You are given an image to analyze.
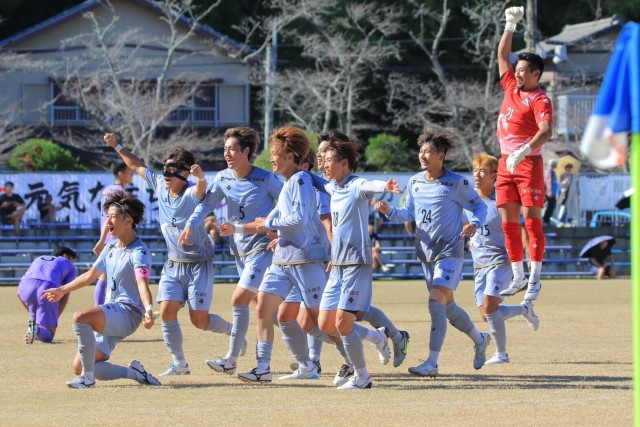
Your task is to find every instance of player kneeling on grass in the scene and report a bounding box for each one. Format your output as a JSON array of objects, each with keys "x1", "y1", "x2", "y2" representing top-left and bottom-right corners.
[
  {"x1": 42, "y1": 190, "x2": 160, "y2": 389},
  {"x1": 18, "y1": 246, "x2": 77, "y2": 344}
]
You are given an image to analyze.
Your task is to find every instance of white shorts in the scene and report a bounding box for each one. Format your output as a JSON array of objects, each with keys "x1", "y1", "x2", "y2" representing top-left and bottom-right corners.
[
  {"x1": 473, "y1": 262, "x2": 512, "y2": 306},
  {"x1": 96, "y1": 302, "x2": 142, "y2": 358},
  {"x1": 157, "y1": 259, "x2": 215, "y2": 311},
  {"x1": 320, "y1": 264, "x2": 373, "y2": 313},
  {"x1": 236, "y1": 250, "x2": 272, "y2": 293},
  {"x1": 259, "y1": 263, "x2": 326, "y2": 308},
  {"x1": 421, "y1": 257, "x2": 463, "y2": 291},
  {"x1": 284, "y1": 265, "x2": 329, "y2": 304}
]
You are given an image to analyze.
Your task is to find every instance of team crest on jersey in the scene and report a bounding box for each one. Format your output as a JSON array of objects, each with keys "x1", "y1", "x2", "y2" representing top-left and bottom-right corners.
[
  {"x1": 298, "y1": 179, "x2": 304, "y2": 185},
  {"x1": 463, "y1": 179, "x2": 468, "y2": 186},
  {"x1": 523, "y1": 98, "x2": 530, "y2": 106},
  {"x1": 227, "y1": 185, "x2": 232, "y2": 190}
]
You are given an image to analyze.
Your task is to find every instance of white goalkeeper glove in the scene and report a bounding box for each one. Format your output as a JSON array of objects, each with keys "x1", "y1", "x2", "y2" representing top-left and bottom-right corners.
[
  {"x1": 506, "y1": 144, "x2": 532, "y2": 174},
  {"x1": 505, "y1": 6, "x2": 524, "y2": 32}
]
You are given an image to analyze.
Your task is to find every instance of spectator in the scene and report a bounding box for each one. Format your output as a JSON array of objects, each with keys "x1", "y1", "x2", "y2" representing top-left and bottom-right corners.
[
  {"x1": 543, "y1": 159, "x2": 558, "y2": 225},
  {"x1": 369, "y1": 220, "x2": 392, "y2": 273},
  {"x1": 557, "y1": 163, "x2": 579, "y2": 227},
  {"x1": 588, "y1": 240, "x2": 616, "y2": 280},
  {"x1": 0, "y1": 181, "x2": 26, "y2": 235},
  {"x1": 38, "y1": 194, "x2": 62, "y2": 223}
]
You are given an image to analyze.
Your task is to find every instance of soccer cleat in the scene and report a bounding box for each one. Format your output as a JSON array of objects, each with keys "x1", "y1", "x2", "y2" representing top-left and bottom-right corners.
[
  {"x1": 500, "y1": 276, "x2": 528, "y2": 297},
  {"x1": 206, "y1": 357, "x2": 237, "y2": 375},
  {"x1": 524, "y1": 281, "x2": 542, "y2": 301},
  {"x1": 392, "y1": 330, "x2": 410, "y2": 368},
  {"x1": 239, "y1": 338, "x2": 248, "y2": 357},
  {"x1": 25, "y1": 319, "x2": 37, "y2": 344},
  {"x1": 66, "y1": 375, "x2": 96, "y2": 389},
  {"x1": 408, "y1": 360, "x2": 438, "y2": 378},
  {"x1": 521, "y1": 300, "x2": 540, "y2": 331},
  {"x1": 289, "y1": 360, "x2": 322, "y2": 374},
  {"x1": 484, "y1": 353, "x2": 510, "y2": 365},
  {"x1": 278, "y1": 365, "x2": 320, "y2": 380},
  {"x1": 336, "y1": 375, "x2": 372, "y2": 390},
  {"x1": 374, "y1": 327, "x2": 391, "y2": 365},
  {"x1": 129, "y1": 360, "x2": 161, "y2": 386},
  {"x1": 237, "y1": 367, "x2": 272, "y2": 383},
  {"x1": 473, "y1": 332, "x2": 490, "y2": 370},
  {"x1": 159, "y1": 363, "x2": 191, "y2": 376},
  {"x1": 333, "y1": 364, "x2": 355, "y2": 386}
]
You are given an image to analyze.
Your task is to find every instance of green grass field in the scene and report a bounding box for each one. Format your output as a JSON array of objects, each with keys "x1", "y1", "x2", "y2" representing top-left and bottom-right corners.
[{"x1": 1, "y1": 278, "x2": 632, "y2": 426}]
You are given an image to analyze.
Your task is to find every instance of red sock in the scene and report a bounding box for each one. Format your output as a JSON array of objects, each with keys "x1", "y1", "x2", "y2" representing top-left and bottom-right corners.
[
  {"x1": 525, "y1": 217, "x2": 545, "y2": 261},
  {"x1": 502, "y1": 221, "x2": 523, "y2": 262}
]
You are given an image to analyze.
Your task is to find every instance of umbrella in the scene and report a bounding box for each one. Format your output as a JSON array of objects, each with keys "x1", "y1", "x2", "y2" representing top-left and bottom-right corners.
[
  {"x1": 579, "y1": 235, "x2": 616, "y2": 258},
  {"x1": 555, "y1": 154, "x2": 581, "y2": 177},
  {"x1": 615, "y1": 187, "x2": 634, "y2": 210}
]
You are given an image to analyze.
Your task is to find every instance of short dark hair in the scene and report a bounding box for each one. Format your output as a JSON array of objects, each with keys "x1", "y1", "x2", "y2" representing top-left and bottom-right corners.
[
  {"x1": 517, "y1": 52, "x2": 545, "y2": 79},
  {"x1": 5, "y1": 181, "x2": 14, "y2": 188},
  {"x1": 417, "y1": 128, "x2": 454, "y2": 155},
  {"x1": 224, "y1": 127, "x2": 260, "y2": 159},
  {"x1": 162, "y1": 146, "x2": 195, "y2": 169},
  {"x1": 52, "y1": 246, "x2": 77, "y2": 260},
  {"x1": 325, "y1": 140, "x2": 360, "y2": 171},
  {"x1": 318, "y1": 130, "x2": 350, "y2": 145},
  {"x1": 103, "y1": 189, "x2": 145, "y2": 228},
  {"x1": 112, "y1": 162, "x2": 128, "y2": 176}
]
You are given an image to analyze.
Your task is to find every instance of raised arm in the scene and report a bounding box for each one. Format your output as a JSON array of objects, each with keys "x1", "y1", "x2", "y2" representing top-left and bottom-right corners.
[
  {"x1": 498, "y1": 7, "x2": 524, "y2": 78},
  {"x1": 104, "y1": 133, "x2": 147, "y2": 178}
]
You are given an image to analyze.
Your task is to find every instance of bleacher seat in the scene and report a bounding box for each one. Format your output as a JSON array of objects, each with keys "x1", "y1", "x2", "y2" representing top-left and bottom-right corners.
[{"x1": 589, "y1": 210, "x2": 631, "y2": 227}]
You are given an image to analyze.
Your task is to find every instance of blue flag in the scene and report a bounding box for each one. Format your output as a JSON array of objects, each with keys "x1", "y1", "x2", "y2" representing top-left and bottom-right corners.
[{"x1": 581, "y1": 22, "x2": 639, "y2": 169}]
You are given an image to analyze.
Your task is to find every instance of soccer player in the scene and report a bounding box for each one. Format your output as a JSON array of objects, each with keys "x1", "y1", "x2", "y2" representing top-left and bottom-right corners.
[
  {"x1": 17, "y1": 246, "x2": 77, "y2": 343},
  {"x1": 317, "y1": 138, "x2": 401, "y2": 390},
  {"x1": 469, "y1": 153, "x2": 540, "y2": 365},
  {"x1": 221, "y1": 126, "x2": 330, "y2": 383},
  {"x1": 42, "y1": 190, "x2": 160, "y2": 388},
  {"x1": 104, "y1": 133, "x2": 230, "y2": 377},
  {"x1": 179, "y1": 127, "x2": 282, "y2": 375},
  {"x1": 93, "y1": 162, "x2": 134, "y2": 306},
  {"x1": 496, "y1": 6, "x2": 553, "y2": 301},
  {"x1": 376, "y1": 128, "x2": 488, "y2": 378}
]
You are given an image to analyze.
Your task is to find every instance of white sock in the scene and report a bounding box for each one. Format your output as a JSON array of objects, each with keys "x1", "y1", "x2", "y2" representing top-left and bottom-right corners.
[
  {"x1": 529, "y1": 261, "x2": 543, "y2": 282},
  {"x1": 511, "y1": 261, "x2": 525, "y2": 281}
]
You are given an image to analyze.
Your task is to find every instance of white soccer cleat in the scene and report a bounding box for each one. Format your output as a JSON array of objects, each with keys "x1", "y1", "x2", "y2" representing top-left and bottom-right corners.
[
  {"x1": 500, "y1": 276, "x2": 528, "y2": 297},
  {"x1": 129, "y1": 360, "x2": 161, "y2": 386},
  {"x1": 484, "y1": 353, "x2": 510, "y2": 365},
  {"x1": 337, "y1": 375, "x2": 372, "y2": 390},
  {"x1": 159, "y1": 363, "x2": 191, "y2": 376},
  {"x1": 473, "y1": 333, "x2": 490, "y2": 370},
  {"x1": 25, "y1": 319, "x2": 37, "y2": 344},
  {"x1": 521, "y1": 300, "x2": 540, "y2": 331},
  {"x1": 408, "y1": 360, "x2": 438, "y2": 378},
  {"x1": 237, "y1": 367, "x2": 272, "y2": 383},
  {"x1": 524, "y1": 281, "x2": 542, "y2": 301},
  {"x1": 66, "y1": 375, "x2": 95, "y2": 389},
  {"x1": 333, "y1": 363, "x2": 355, "y2": 386},
  {"x1": 374, "y1": 327, "x2": 391, "y2": 365},
  {"x1": 278, "y1": 365, "x2": 319, "y2": 380},
  {"x1": 206, "y1": 357, "x2": 237, "y2": 375}
]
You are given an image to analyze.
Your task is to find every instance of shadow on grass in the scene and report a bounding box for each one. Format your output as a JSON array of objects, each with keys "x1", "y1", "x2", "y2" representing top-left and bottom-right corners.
[{"x1": 373, "y1": 372, "x2": 632, "y2": 390}]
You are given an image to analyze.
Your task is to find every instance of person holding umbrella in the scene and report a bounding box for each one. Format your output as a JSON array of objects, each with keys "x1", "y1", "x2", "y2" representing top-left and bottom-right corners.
[{"x1": 580, "y1": 236, "x2": 616, "y2": 280}]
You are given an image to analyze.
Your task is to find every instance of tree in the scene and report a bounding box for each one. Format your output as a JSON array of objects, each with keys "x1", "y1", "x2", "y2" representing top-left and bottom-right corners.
[
  {"x1": 386, "y1": 0, "x2": 508, "y2": 168},
  {"x1": 8, "y1": 139, "x2": 87, "y2": 171},
  {"x1": 364, "y1": 133, "x2": 414, "y2": 172}
]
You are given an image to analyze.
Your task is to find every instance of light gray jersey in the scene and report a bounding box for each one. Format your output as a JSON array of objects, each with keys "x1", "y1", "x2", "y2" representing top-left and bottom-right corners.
[
  {"x1": 188, "y1": 167, "x2": 282, "y2": 257},
  {"x1": 264, "y1": 170, "x2": 329, "y2": 265},
  {"x1": 144, "y1": 169, "x2": 215, "y2": 262},
  {"x1": 386, "y1": 169, "x2": 486, "y2": 262},
  {"x1": 467, "y1": 192, "x2": 509, "y2": 267},
  {"x1": 93, "y1": 238, "x2": 150, "y2": 314},
  {"x1": 326, "y1": 174, "x2": 388, "y2": 265}
]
